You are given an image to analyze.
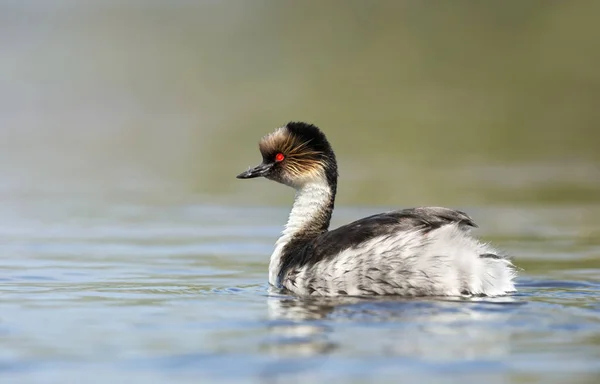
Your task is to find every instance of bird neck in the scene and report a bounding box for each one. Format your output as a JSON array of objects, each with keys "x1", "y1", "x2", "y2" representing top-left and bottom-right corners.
[
  {"x1": 286, "y1": 181, "x2": 334, "y2": 237},
  {"x1": 268, "y1": 180, "x2": 335, "y2": 286}
]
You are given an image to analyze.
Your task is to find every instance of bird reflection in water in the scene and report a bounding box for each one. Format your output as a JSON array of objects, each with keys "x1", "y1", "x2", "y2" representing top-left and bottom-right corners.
[{"x1": 263, "y1": 287, "x2": 522, "y2": 360}]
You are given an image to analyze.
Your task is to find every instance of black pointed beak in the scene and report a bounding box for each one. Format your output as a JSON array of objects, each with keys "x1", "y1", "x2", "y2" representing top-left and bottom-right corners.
[{"x1": 236, "y1": 163, "x2": 273, "y2": 179}]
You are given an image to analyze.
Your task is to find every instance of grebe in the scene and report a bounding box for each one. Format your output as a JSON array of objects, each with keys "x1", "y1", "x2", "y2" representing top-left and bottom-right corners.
[{"x1": 236, "y1": 122, "x2": 517, "y2": 297}]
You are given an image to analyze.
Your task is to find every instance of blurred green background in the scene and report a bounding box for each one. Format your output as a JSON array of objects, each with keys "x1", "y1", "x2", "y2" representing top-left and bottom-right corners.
[{"x1": 1, "y1": 0, "x2": 598, "y2": 207}]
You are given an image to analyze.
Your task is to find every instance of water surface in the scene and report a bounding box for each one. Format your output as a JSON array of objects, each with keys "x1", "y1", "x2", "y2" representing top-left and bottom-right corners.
[{"x1": 1, "y1": 195, "x2": 599, "y2": 383}]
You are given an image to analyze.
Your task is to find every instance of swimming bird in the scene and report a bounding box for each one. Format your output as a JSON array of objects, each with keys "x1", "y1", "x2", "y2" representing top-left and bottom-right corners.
[{"x1": 236, "y1": 122, "x2": 517, "y2": 297}]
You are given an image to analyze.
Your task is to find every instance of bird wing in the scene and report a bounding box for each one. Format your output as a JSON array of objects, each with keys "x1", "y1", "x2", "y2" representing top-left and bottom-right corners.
[{"x1": 299, "y1": 206, "x2": 475, "y2": 260}]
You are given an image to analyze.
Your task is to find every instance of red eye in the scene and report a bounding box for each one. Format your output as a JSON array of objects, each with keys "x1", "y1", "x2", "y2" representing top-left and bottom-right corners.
[{"x1": 275, "y1": 153, "x2": 285, "y2": 162}]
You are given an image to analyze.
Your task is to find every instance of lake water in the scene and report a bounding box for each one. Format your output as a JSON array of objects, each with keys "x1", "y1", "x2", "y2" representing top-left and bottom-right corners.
[
  {"x1": 1, "y1": 194, "x2": 599, "y2": 383},
  {"x1": 1, "y1": 1, "x2": 600, "y2": 383}
]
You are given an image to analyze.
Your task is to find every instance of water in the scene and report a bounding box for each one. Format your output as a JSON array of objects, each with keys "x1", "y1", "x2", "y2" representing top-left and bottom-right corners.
[
  {"x1": 1, "y1": 1, "x2": 600, "y2": 382},
  {"x1": 1, "y1": 195, "x2": 599, "y2": 383}
]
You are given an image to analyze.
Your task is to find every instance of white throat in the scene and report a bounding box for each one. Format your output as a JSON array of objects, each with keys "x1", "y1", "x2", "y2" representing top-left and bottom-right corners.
[{"x1": 268, "y1": 181, "x2": 332, "y2": 286}]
